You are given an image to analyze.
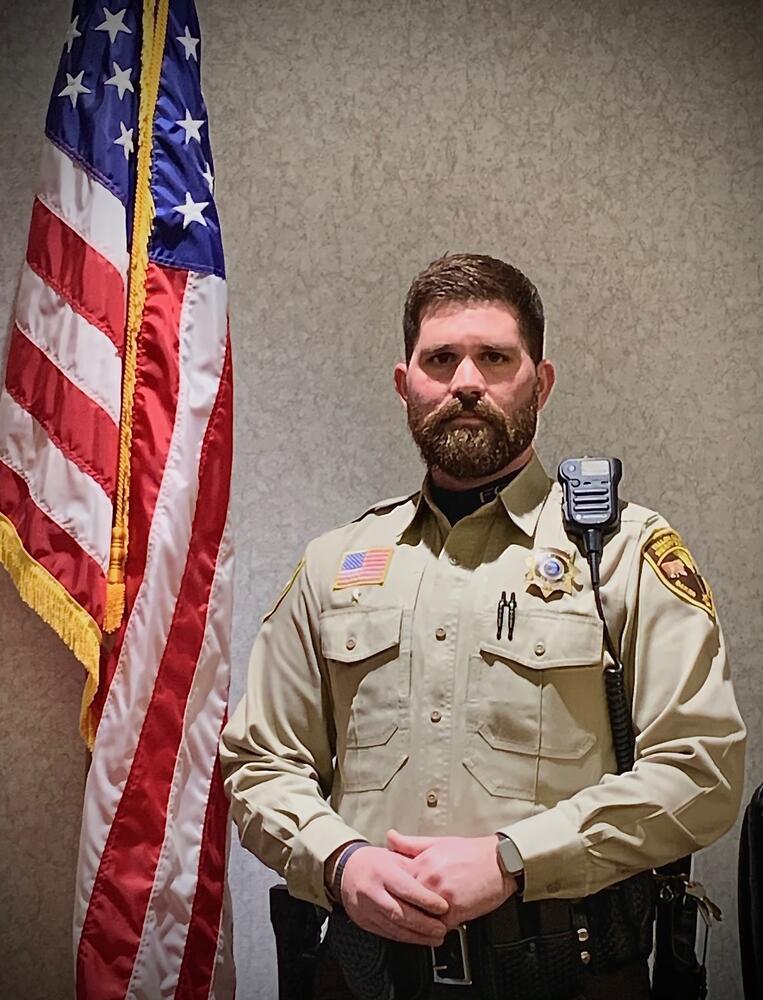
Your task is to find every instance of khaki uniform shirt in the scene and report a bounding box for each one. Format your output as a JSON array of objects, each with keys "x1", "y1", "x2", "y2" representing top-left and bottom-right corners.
[{"x1": 220, "y1": 454, "x2": 746, "y2": 910}]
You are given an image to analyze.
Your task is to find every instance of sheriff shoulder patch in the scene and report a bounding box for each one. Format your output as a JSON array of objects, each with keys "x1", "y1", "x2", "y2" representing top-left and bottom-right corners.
[
  {"x1": 642, "y1": 528, "x2": 715, "y2": 621},
  {"x1": 263, "y1": 558, "x2": 305, "y2": 622}
]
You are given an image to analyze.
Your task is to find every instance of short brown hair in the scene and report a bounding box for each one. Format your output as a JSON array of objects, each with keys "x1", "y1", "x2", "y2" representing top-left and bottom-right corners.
[{"x1": 402, "y1": 253, "x2": 545, "y2": 364}]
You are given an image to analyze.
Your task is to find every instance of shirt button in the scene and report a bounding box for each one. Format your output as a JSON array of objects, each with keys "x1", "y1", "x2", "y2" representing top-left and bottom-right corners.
[
  {"x1": 577, "y1": 928, "x2": 590, "y2": 943},
  {"x1": 448, "y1": 555, "x2": 458, "y2": 565},
  {"x1": 430, "y1": 710, "x2": 442, "y2": 724},
  {"x1": 346, "y1": 637, "x2": 356, "y2": 650},
  {"x1": 580, "y1": 951, "x2": 592, "y2": 965},
  {"x1": 426, "y1": 792, "x2": 438, "y2": 807},
  {"x1": 534, "y1": 642, "x2": 546, "y2": 656},
  {"x1": 435, "y1": 627, "x2": 447, "y2": 641}
]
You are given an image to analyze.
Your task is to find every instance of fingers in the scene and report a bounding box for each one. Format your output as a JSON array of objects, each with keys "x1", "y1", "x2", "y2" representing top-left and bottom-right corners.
[
  {"x1": 364, "y1": 893, "x2": 447, "y2": 946},
  {"x1": 340, "y1": 848, "x2": 449, "y2": 946},
  {"x1": 385, "y1": 863, "x2": 449, "y2": 915},
  {"x1": 340, "y1": 844, "x2": 451, "y2": 950},
  {"x1": 365, "y1": 917, "x2": 446, "y2": 947},
  {"x1": 386, "y1": 828, "x2": 436, "y2": 857}
]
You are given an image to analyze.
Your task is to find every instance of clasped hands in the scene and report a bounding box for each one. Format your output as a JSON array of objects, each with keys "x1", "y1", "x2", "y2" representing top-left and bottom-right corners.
[{"x1": 328, "y1": 829, "x2": 518, "y2": 947}]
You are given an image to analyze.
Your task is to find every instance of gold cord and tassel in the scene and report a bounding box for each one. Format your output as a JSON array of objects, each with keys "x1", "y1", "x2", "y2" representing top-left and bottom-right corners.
[{"x1": 104, "y1": 0, "x2": 170, "y2": 633}]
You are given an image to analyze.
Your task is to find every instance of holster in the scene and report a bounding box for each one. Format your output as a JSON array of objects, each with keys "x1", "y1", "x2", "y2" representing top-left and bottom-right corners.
[
  {"x1": 651, "y1": 858, "x2": 706, "y2": 1000},
  {"x1": 327, "y1": 908, "x2": 395, "y2": 1000}
]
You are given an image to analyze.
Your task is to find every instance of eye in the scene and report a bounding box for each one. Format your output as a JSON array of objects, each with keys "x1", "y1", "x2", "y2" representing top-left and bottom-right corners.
[
  {"x1": 428, "y1": 351, "x2": 457, "y2": 366},
  {"x1": 482, "y1": 350, "x2": 509, "y2": 364}
]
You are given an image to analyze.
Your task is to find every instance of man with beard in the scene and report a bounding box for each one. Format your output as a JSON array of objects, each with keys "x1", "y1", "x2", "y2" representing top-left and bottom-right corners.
[{"x1": 220, "y1": 254, "x2": 745, "y2": 1000}]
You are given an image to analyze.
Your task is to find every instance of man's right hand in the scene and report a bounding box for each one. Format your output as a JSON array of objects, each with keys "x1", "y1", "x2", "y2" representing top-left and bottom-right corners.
[{"x1": 335, "y1": 845, "x2": 450, "y2": 946}]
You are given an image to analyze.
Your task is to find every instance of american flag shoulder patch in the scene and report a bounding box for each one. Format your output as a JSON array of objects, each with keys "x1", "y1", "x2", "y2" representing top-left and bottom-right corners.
[{"x1": 333, "y1": 548, "x2": 394, "y2": 590}]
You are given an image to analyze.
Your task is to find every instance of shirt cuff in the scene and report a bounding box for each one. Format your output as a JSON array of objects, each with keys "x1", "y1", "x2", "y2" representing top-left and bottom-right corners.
[
  {"x1": 499, "y1": 807, "x2": 588, "y2": 901},
  {"x1": 285, "y1": 813, "x2": 366, "y2": 910}
]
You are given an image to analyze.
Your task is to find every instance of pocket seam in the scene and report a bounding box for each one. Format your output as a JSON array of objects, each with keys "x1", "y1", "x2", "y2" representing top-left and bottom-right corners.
[
  {"x1": 462, "y1": 755, "x2": 536, "y2": 800},
  {"x1": 340, "y1": 748, "x2": 409, "y2": 793}
]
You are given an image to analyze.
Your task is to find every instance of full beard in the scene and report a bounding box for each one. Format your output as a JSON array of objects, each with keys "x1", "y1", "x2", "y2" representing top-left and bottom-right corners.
[{"x1": 407, "y1": 385, "x2": 539, "y2": 481}]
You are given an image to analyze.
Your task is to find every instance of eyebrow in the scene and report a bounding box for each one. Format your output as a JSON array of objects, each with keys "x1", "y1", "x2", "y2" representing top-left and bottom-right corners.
[
  {"x1": 421, "y1": 343, "x2": 517, "y2": 355},
  {"x1": 420, "y1": 344, "x2": 455, "y2": 355}
]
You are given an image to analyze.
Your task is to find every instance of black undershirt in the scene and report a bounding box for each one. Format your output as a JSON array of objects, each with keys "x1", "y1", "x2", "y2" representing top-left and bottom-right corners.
[{"x1": 430, "y1": 465, "x2": 527, "y2": 526}]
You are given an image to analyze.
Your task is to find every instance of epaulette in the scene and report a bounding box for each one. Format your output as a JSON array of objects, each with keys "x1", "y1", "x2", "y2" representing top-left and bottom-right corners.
[
  {"x1": 619, "y1": 500, "x2": 662, "y2": 528},
  {"x1": 353, "y1": 492, "x2": 419, "y2": 522}
]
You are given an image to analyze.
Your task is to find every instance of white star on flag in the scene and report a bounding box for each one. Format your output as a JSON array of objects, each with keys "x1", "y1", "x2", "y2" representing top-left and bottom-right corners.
[
  {"x1": 64, "y1": 15, "x2": 82, "y2": 53},
  {"x1": 58, "y1": 71, "x2": 91, "y2": 109},
  {"x1": 113, "y1": 121, "x2": 134, "y2": 160},
  {"x1": 174, "y1": 192, "x2": 209, "y2": 229},
  {"x1": 95, "y1": 7, "x2": 131, "y2": 44},
  {"x1": 105, "y1": 62, "x2": 134, "y2": 99},
  {"x1": 177, "y1": 25, "x2": 200, "y2": 61},
  {"x1": 202, "y1": 162, "x2": 214, "y2": 193},
  {"x1": 176, "y1": 109, "x2": 204, "y2": 144}
]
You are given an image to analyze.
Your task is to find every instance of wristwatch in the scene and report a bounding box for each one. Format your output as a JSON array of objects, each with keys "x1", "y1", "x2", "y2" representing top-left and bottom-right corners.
[{"x1": 496, "y1": 834, "x2": 525, "y2": 893}]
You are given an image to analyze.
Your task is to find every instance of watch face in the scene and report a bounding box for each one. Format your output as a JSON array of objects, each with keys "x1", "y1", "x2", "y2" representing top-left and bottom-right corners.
[{"x1": 498, "y1": 837, "x2": 524, "y2": 876}]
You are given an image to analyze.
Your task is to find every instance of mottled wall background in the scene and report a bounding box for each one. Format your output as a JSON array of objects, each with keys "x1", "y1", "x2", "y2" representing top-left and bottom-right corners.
[{"x1": 1, "y1": 1, "x2": 760, "y2": 997}]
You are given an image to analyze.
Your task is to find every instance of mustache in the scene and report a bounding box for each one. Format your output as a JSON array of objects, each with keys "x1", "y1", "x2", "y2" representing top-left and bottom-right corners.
[{"x1": 423, "y1": 396, "x2": 506, "y2": 431}]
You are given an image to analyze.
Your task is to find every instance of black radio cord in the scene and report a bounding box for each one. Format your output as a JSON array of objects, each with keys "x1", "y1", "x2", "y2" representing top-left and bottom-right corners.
[{"x1": 584, "y1": 529, "x2": 635, "y2": 775}]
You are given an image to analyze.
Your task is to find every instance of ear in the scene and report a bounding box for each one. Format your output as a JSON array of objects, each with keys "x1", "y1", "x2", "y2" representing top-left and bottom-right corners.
[
  {"x1": 393, "y1": 361, "x2": 409, "y2": 407},
  {"x1": 535, "y1": 358, "x2": 556, "y2": 411}
]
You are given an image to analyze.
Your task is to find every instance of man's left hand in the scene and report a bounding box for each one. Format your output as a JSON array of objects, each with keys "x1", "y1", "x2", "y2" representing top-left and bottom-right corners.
[{"x1": 386, "y1": 829, "x2": 518, "y2": 929}]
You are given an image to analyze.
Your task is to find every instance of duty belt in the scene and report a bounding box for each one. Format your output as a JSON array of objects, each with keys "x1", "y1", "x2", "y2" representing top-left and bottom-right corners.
[{"x1": 327, "y1": 871, "x2": 655, "y2": 1000}]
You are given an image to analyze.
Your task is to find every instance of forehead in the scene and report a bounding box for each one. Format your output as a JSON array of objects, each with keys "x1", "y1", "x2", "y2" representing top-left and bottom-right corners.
[{"x1": 417, "y1": 302, "x2": 521, "y2": 348}]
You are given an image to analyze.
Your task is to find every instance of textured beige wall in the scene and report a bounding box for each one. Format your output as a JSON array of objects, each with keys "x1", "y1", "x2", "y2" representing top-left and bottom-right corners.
[{"x1": 1, "y1": 1, "x2": 761, "y2": 998}]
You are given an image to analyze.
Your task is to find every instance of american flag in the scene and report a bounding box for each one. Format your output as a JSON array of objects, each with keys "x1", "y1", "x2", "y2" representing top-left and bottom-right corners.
[
  {"x1": 333, "y1": 548, "x2": 394, "y2": 589},
  {"x1": 0, "y1": 2, "x2": 234, "y2": 997}
]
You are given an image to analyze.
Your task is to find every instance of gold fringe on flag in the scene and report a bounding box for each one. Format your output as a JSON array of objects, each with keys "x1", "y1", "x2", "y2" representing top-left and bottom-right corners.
[
  {"x1": 0, "y1": 514, "x2": 101, "y2": 747},
  {"x1": 104, "y1": 0, "x2": 170, "y2": 633}
]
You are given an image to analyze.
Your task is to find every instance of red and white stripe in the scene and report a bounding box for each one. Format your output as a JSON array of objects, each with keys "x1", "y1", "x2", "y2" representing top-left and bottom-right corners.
[
  {"x1": 1, "y1": 132, "x2": 233, "y2": 996},
  {"x1": 0, "y1": 140, "x2": 125, "y2": 624},
  {"x1": 74, "y1": 270, "x2": 234, "y2": 999}
]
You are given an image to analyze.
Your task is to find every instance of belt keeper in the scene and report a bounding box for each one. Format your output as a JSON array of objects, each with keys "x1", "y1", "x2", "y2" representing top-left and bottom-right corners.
[{"x1": 572, "y1": 903, "x2": 593, "y2": 966}]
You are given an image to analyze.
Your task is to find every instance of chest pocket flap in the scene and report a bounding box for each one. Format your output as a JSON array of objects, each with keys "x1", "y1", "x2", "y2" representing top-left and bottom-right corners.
[
  {"x1": 320, "y1": 607, "x2": 402, "y2": 662},
  {"x1": 480, "y1": 608, "x2": 603, "y2": 670}
]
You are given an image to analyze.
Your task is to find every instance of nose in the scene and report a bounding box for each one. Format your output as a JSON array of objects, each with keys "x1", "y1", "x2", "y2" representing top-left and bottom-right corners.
[{"x1": 449, "y1": 355, "x2": 486, "y2": 402}]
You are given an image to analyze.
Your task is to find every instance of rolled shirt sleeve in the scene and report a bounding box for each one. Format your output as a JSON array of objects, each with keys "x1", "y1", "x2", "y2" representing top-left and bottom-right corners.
[
  {"x1": 502, "y1": 517, "x2": 746, "y2": 901},
  {"x1": 220, "y1": 549, "x2": 363, "y2": 909}
]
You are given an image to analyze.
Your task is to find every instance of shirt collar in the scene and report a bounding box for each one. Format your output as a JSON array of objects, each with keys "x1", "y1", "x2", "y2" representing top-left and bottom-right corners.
[
  {"x1": 498, "y1": 452, "x2": 553, "y2": 537},
  {"x1": 398, "y1": 452, "x2": 552, "y2": 541}
]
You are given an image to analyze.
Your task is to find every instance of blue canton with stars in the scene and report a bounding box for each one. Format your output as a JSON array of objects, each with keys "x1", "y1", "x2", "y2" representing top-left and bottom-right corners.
[
  {"x1": 46, "y1": 1, "x2": 224, "y2": 278},
  {"x1": 341, "y1": 552, "x2": 365, "y2": 571}
]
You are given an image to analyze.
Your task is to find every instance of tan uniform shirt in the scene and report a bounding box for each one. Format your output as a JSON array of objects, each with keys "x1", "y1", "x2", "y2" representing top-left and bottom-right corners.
[{"x1": 220, "y1": 454, "x2": 746, "y2": 910}]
